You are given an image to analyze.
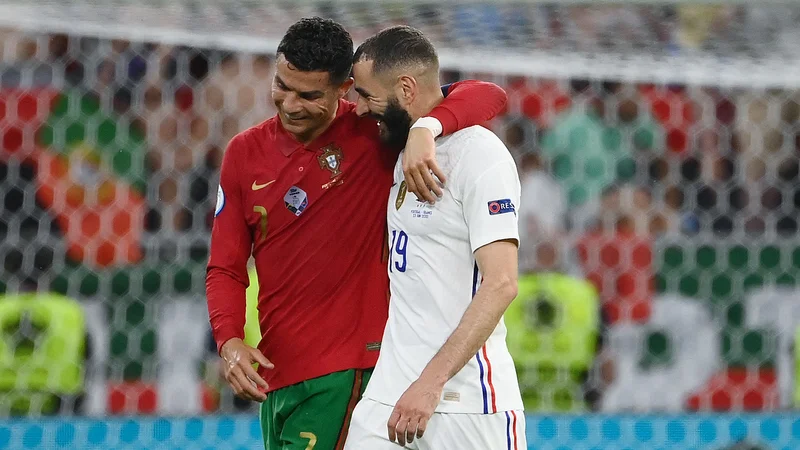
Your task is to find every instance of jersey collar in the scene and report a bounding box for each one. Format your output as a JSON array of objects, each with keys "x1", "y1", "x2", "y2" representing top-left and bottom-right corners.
[{"x1": 275, "y1": 99, "x2": 349, "y2": 156}]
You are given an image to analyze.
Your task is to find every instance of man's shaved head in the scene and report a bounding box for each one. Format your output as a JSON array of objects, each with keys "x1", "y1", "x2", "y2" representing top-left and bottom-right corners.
[
  {"x1": 351, "y1": 25, "x2": 443, "y2": 150},
  {"x1": 353, "y1": 25, "x2": 439, "y2": 79}
]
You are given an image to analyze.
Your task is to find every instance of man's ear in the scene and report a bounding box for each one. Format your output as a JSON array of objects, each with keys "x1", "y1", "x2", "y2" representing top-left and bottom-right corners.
[
  {"x1": 338, "y1": 77, "x2": 354, "y2": 98},
  {"x1": 395, "y1": 75, "x2": 417, "y2": 106}
]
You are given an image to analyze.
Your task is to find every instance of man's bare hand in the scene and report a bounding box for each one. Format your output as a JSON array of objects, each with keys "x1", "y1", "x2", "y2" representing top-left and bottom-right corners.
[
  {"x1": 220, "y1": 338, "x2": 272, "y2": 402},
  {"x1": 403, "y1": 127, "x2": 446, "y2": 204},
  {"x1": 387, "y1": 378, "x2": 443, "y2": 446}
]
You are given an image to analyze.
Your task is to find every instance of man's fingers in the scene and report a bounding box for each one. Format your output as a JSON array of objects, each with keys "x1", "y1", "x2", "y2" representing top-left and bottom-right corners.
[
  {"x1": 404, "y1": 168, "x2": 419, "y2": 200},
  {"x1": 249, "y1": 348, "x2": 274, "y2": 370},
  {"x1": 228, "y1": 376, "x2": 242, "y2": 397},
  {"x1": 242, "y1": 362, "x2": 269, "y2": 390},
  {"x1": 430, "y1": 160, "x2": 447, "y2": 186},
  {"x1": 233, "y1": 369, "x2": 266, "y2": 402},
  {"x1": 428, "y1": 159, "x2": 447, "y2": 184},
  {"x1": 387, "y1": 409, "x2": 401, "y2": 443},
  {"x1": 224, "y1": 364, "x2": 242, "y2": 384},
  {"x1": 405, "y1": 416, "x2": 419, "y2": 444},
  {"x1": 229, "y1": 375, "x2": 251, "y2": 400},
  {"x1": 231, "y1": 370, "x2": 254, "y2": 397},
  {"x1": 228, "y1": 370, "x2": 261, "y2": 402},
  {"x1": 402, "y1": 151, "x2": 411, "y2": 172},
  {"x1": 419, "y1": 164, "x2": 443, "y2": 198},
  {"x1": 411, "y1": 170, "x2": 435, "y2": 203},
  {"x1": 221, "y1": 345, "x2": 269, "y2": 402},
  {"x1": 417, "y1": 416, "x2": 428, "y2": 439},
  {"x1": 394, "y1": 417, "x2": 409, "y2": 447}
]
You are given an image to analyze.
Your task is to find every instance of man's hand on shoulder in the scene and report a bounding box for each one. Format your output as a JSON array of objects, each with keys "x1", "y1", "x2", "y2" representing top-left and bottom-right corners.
[
  {"x1": 220, "y1": 337, "x2": 273, "y2": 402},
  {"x1": 403, "y1": 127, "x2": 446, "y2": 204},
  {"x1": 387, "y1": 375, "x2": 444, "y2": 446}
]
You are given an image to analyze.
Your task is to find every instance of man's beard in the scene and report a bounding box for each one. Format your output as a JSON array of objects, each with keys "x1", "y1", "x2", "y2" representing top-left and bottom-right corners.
[{"x1": 375, "y1": 97, "x2": 413, "y2": 151}]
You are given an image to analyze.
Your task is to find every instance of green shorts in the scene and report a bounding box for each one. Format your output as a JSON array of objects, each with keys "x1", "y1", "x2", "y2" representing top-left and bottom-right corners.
[{"x1": 260, "y1": 368, "x2": 372, "y2": 450}]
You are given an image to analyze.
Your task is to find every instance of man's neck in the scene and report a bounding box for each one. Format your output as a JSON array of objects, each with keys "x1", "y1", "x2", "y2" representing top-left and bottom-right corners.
[{"x1": 409, "y1": 87, "x2": 444, "y2": 123}]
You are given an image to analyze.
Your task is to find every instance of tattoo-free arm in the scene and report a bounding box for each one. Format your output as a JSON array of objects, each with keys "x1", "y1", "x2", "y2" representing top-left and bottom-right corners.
[{"x1": 416, "y1": 239, "x2": 519, "y2": 388}]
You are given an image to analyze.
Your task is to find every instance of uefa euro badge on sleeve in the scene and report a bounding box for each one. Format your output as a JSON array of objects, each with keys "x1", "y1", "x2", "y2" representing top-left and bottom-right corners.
[
  {"x1": 318, "y1": 144, "x2": 344, "y2": 189},
  {"x1": 284, "y1": 186, "x2": 309, "y2": 216}
]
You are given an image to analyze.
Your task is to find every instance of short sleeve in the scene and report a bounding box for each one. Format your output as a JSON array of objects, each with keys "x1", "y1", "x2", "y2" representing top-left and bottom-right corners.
[{"x1": 455, "y1": 133, "x2": 521, "y2": 253}]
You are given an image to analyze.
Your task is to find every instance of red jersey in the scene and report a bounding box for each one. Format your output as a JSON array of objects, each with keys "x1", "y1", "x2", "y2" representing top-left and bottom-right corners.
[{"x1": 206, "y1": 81, "x2": 507, "y2": 392}]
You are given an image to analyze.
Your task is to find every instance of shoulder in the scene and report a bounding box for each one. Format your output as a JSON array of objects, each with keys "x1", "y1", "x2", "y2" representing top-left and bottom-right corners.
[
  {"x1": 443, "y1": 125, "x2": 507, "y2": 149},
  {"x1": 225, "y1": 116, "x2": 285, "y2": 160},
  {"x1": 229, "y1": 117, "x2": 275, "y2": 147},
  {"x1": 434, "y1": 126, "x2": 516, "y2": 191},
  {"x1": 440, "y1": 125, "x2": 514, "y2": 169}
]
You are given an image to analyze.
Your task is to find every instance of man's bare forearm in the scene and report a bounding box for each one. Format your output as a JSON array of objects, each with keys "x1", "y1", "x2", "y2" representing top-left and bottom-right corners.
[{"x1": 417, "y1": 276, "x2": 518, "y2": 388}]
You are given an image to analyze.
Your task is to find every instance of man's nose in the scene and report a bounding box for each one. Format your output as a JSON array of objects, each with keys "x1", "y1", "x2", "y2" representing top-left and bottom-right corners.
[
  {"x1": 282, "y1": 92, "x2": 303, "y2": 114},
  {"x1": 355, "y1": 96, "x2": 370, "y2": 117}
]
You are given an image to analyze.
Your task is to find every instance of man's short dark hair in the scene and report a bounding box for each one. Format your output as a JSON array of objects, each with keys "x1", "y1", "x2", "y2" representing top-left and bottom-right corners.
[
  {"x1": 277, "y1": 17, "x2": 353, "y2": 85},
  {"x1": 353, "y1": 25, "x2": 439, "y2": 75}
]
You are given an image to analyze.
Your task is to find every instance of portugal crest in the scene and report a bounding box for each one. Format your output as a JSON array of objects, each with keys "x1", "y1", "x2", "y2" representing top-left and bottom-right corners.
[{"x1": 318, "y1": 144, "x2": 343, "y2": 177}]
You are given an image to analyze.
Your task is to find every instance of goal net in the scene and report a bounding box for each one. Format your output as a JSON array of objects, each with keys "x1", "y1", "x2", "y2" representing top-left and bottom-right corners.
[{"x1": 1, "y1": 0, "x2": 800, "y2": 446}]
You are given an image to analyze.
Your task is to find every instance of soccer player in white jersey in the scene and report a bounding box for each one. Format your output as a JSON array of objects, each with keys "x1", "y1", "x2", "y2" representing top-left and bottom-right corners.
[{"x1": 344, "y1": 26, "x2": 526, "y2": 450}]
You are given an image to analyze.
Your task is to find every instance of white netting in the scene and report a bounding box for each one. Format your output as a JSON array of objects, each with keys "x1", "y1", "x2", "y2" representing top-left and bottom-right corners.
[
  {"x1": 0, "y1": 0, "x2": 798, "y2": 435},
  {"x1": 3, "y1": 0, "x2": 800, "y2": 86}
]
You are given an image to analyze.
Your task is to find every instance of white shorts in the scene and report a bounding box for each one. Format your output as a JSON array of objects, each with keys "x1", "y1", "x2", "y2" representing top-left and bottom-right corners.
[{"x1": 344, "y1": 398, "x2": 526, "y2": 450}]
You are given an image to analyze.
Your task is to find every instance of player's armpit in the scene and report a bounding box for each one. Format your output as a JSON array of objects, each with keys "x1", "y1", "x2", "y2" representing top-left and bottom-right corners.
[{"x1": 429, "y1": 80, "x2": 508, "y2": 136}]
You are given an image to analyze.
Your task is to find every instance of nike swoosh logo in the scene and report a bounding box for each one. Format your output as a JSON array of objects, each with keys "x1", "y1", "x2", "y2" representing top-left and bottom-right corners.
[{"x1": 251, "y1": 180, "x2": 276, "y2": 191}]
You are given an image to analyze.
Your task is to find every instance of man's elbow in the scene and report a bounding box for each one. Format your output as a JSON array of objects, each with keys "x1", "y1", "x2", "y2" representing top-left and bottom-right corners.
[
  {"x1": 490, "y1": 83, "x2": 509, "y2": 110},
  {"x1": 486, "y1": 274, "x2": 518, "y2": 304},
  {"x1": 501, "y1": 276, "x2": 519, "y2": 302}
]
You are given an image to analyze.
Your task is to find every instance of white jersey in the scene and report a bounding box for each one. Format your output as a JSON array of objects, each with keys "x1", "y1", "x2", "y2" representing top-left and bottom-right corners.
[{"x1": 363, "y1": 126, "x2": 524, "y2": 414}]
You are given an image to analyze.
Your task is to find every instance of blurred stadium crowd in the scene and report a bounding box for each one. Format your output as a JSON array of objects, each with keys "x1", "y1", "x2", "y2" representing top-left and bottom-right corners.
[{"x1": 2, "y1": 3, "x2": 800, "y2": 418}]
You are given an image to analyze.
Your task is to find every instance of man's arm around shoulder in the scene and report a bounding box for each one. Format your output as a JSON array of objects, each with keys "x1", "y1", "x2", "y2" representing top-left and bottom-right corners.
[{"x1": 402, "y1": 80, "x2": 508, "y2": 204}]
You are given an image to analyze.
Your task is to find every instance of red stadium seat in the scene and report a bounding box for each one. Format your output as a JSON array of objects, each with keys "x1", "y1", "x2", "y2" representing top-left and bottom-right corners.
[
  {"x1": 686, "y1": 367, "x2": 779, "y2": 411},
  {"x1": 107, "y1": 381, "x2": 158, "y2": 415}
]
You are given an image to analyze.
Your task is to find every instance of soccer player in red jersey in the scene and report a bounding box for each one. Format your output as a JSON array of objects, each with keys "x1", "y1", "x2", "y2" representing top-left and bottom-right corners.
[{"x1": 206, "y1": 18, "x2": 508, "y2": 450}]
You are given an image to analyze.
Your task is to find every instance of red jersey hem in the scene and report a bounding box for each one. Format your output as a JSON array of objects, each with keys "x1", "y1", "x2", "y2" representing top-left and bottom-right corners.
[{"x1": 258, "y1": 357, "x2": 379, "y2": 393}]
